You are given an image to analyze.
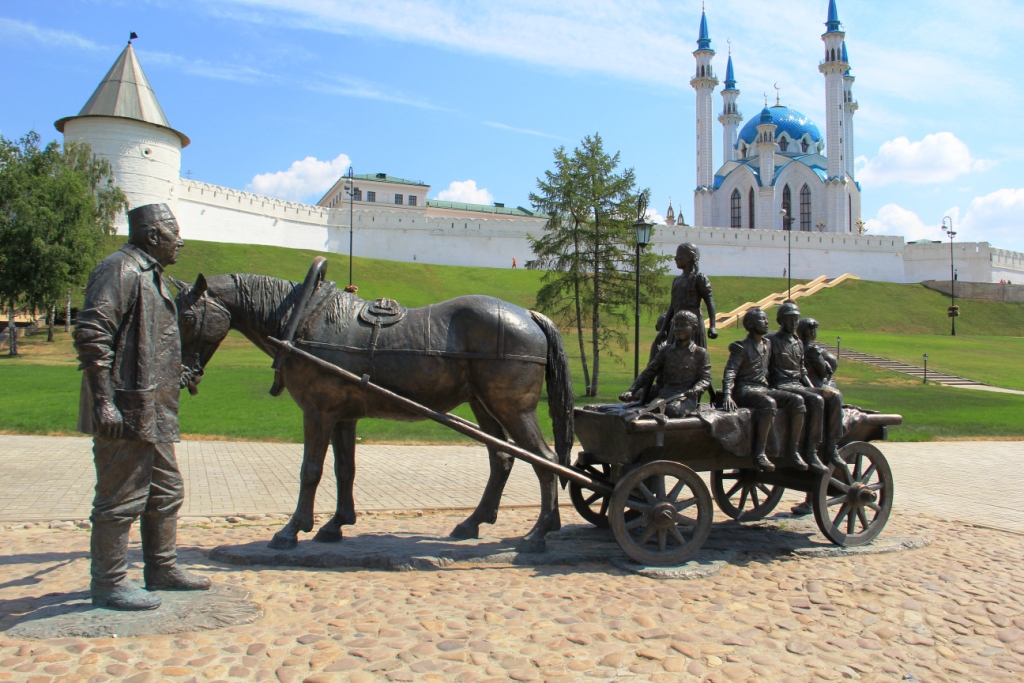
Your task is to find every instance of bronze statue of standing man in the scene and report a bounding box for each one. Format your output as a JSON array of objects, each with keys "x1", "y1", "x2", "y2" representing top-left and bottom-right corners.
[
  {"x1": 651, "y1": 243, "x2": 718, "y2": 358},
  {"x1": 74, "y1": 203, "x2": 210, "y2": 611}
]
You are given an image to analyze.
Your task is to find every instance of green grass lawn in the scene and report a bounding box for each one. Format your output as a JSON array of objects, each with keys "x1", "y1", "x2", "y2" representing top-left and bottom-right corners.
[{"x1": 4, "y1": 238, "x2": 1022, "y2": 443}]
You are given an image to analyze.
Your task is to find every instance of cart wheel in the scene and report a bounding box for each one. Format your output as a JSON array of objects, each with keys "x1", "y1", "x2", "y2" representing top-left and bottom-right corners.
[
  {"x1": 711, "y1": 469, "x2": 785, "y2": 521},
  {"x1": 609, "y1": 460, "x2": 713, "y2": 566},
  {"x1": 812, "y1": 441, "x2": 893, "y2": 546},
  {"x1": 569, "y1": 456, "x2": 614, "y2": 528}
]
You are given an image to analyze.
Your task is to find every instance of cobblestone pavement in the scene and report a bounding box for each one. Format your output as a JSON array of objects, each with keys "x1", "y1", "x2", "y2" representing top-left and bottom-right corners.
[
  {"x1": 1, "y1": 436, "x2": 1022, "y2": 533},
  {"x1": 2, "y1": 509, "x2": 1024, "y2": 683}
]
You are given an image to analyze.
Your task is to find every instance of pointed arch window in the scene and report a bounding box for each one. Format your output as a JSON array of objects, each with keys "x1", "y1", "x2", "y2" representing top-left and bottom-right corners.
[
  {"x1": 778, "y1": 136, "x2": 789, "y2": 153},
  {"x1": 782, "y1": 185, "x2": 792, "y2": 229},
  {"x1": 748, "y1": 188, "x2": 755, "y2": 229},
  {"x1": 730, "y1": 189, "x2": 742, "y2": 228},
  {"x1": 801, "y1": 139, "x2": 809, "y2": 153},
  {"x1": 800, "y1": 184, "x2": 812, "y2": 231}
]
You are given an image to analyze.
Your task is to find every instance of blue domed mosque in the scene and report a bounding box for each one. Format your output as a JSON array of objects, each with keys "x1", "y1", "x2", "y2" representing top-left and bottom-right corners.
[{"x1": 680, "y1": 0, "x2": 861, "y2": 234}]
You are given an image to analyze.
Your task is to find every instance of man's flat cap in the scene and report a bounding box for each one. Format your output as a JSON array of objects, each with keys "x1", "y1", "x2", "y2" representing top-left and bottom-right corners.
[{"x1": 128, "y1": 203, "x2": 175, "y2": 232}]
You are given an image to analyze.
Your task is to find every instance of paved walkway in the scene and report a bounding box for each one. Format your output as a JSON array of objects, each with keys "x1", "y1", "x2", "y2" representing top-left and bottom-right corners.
[{"x1": 2, "y1": 435, "x2": 1022, "y2": 533}]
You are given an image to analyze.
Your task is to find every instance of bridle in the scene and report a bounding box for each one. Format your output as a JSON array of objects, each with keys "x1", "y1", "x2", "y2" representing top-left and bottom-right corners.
[{"x1": 180, "y1": 291, "x2": 231, "y2": 394}]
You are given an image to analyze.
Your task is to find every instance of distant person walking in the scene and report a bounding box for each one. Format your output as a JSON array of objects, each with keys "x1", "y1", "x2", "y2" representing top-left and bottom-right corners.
[
  {"x1": 783, "y1": 268, "x2": 787, "y2": 278},
  {"x1": 512, "y1": 258, "x2": 517, "y2": 269}
]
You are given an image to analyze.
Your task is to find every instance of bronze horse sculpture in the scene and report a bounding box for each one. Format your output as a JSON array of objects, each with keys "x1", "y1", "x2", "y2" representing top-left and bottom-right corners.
[{"x1": 173, "y1": 267, "x2": 573, "y2": 552}]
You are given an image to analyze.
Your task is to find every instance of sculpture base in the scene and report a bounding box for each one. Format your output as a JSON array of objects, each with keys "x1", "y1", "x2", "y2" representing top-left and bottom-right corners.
[{"x1": 7, "y1": 584, "x2": 261, "y2": 639}]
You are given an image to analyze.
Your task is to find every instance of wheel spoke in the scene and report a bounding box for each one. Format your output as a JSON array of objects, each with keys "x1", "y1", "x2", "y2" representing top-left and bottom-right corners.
[
  {"x1": 737, "y1": 487, "x2": 749, "y2": 513},
  {"x1": 866, "y1": 482, "x2": 884, "y2": 492},
  {"x1": 860, "y1": 463, "x2": 877, "y2": 485},
  {"x1": 625, "y1": 515, "x2": 646, "y2": 530},
  {"x1": 625, "y1": 496, "x2": 651, "y2": 514},
  {"x1": 826, "y1": 494, "x2": 847, "y2": 507},
  {"x1": 674, "y1": 497, "x2": 697, "y2": 512},
  {"x1": 674, "y1": 513, "x2": 697, "y2": 526},
  {"x1": 751, "y1": 487, "x2": 761, "y2": 508},
  {"x1": 669, "y1": 525, "x2": 687, "y2": 547},
  {"x1": 724, "y1": 480, "x2": 744, "y2": 498},
  {"x1": 857, "y1": 506, "x2": 871, "y2": 531},
  {"x1": 832, "y1": 502, "x2": 851, "y2": 528},
  {"x1": 847, "y1": 506, "x2": 856, "y2": 534},
  {"x1": 865, "y1": 501, "x2": 881, "y2": 513},
  {"x1": 829, "y1": 477, "x2": 850, "y2": 493},
  {"x1": 584, "y1": 491, "x2": 601, "y2": 505},
  {"x1": 756, "y1": 483, "x2": 773, "y2": 497},
  {"x1": 637, "y1": 524, "x2": 655, "y2": 546},
  {"x1": 667, "y1": 478, "x2": 686, "y2": 503},
  {"x1": 638, "y1": 482, "x2": 657, "y2": 504},
  {"x1": 854, "y1": 453, "x2": 863, "y2": 481},
  {"x1": 655, "y1": 476, "x2": 666, "y2": 500},
  {"x1": 599, "y1": 496, "x2": 610, "y2": 516},
  {"x1": 658, "y1": 529, "x2": 667, "y2": 552},
  {"x1": 720, "y1": 472, "x2": 740, "y2": 480}
]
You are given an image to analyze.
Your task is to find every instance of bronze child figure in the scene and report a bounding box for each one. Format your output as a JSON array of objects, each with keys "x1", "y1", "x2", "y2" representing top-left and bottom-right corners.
[
  {"x1": 620, "y1": 310, "x2": 711, "y2": 417},
  {"x1": 798, "y1": 317, "x2": 839, "y2": 389},
  {"x1": 651, "y1": 243, "x2": 718, "y2": 358},
  {"x1": 721, "y1": 307, "x2": 805, "y2": 472},
  {"x1": 74, "y1": 203, "x2": 210, "y2": 611},
  {"x1": 766, "y1": 302, "x2": 835, "y2": 474}
]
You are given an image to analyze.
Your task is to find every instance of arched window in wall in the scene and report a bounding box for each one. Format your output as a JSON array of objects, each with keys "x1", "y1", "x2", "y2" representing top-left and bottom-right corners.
[
  {"x1": 849, "y1": 195, "x2": 853, "y2": 232},
  {"x1": 800, "y1": 184, "x2": 811, "y2": 231},
  {"x1": 801, "y1": 140, "x2": 809, "y2": 153},
  {"x1": 782, "y1": 185, "x2": 792, "y2": 229},
  {"x1": 730, "y1": 189, "x2": 742, "y2": 228},
  {"x1": 748, "y1": 188, "x2": 755, "y2": 229},
  {"x1": 778, "y1": 136, "x2": 789, "y2": 153}
]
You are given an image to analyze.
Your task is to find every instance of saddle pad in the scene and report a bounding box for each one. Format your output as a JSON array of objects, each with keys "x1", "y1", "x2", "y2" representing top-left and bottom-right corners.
[{"x1": 358, "y1": 297, "x2": 407, "y2": 327}]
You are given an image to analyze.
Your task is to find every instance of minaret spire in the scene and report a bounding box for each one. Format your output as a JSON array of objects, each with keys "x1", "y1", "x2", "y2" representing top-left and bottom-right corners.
[
  {"x1": 820, "y1": 0, "x2": 852, "y2": 233},
  {"x1": 719, "y1": 46, "x2": 742, "y2": 163},
  {"x1": 691, "y1": 7, "x2": 718, "y2": 226}
]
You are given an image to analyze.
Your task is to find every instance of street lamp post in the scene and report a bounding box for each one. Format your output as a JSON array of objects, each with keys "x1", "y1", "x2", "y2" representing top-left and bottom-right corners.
[
  {"x1": 344, "y1": 168, "x2": 359, "y2": 287},
  {"x1": 836, "y1": 336, "x2": 841, "y2": 365},
  {"x1": 780, "y1": 209, "x2": 793, "y2": 300},
  {"x1": 941, "y1": 216, "x2": 957, "y2": 336},
  {"x1": 633, "y1": 193, "x2": 655, "y2": 379},
  {"x1": 923, "y1": 354, "x2": 929, "y2": 384}
]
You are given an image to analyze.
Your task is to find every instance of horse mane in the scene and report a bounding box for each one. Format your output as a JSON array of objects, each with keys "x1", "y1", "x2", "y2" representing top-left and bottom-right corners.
[{"x1": 230, "y1": 273, "x2": 360, "y2": 337}]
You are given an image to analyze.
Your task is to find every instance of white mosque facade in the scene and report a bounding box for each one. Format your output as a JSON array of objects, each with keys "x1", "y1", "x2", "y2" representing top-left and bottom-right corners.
[{"x1": 54, "y1": 5, "x2": 1024, "y2": 284}]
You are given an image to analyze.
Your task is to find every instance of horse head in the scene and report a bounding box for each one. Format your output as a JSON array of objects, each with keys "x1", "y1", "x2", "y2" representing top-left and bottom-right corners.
[{"x1": 173, "y1": 273, "x2": 232, "y2": 395}]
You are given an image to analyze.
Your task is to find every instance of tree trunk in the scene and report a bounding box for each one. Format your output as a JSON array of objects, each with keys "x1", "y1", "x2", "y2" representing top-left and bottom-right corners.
[
  {"x1": 65, "y1": 289, "x2": 71, "y2": 333},
  {"x1": 8, "y1": 302, "x2": 18, "y2": 357},
  {"x1": 571, "y1": 227, "x2": 590, "y2": 395},
  {"x1": 48, "y1": 304, "x2": 55, "y2": 342},
  {"x1": 590, "y1": 226, "x2": 601, "y2": 397}
]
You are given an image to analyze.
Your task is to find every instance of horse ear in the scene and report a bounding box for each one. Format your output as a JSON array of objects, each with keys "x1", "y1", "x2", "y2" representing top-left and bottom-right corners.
[
  {"x1": 168, "y1": 277, "x2": 189, "y2": 293},
  {"x1": 193, "y1": 274, "x2": 208, "y2": 298}
]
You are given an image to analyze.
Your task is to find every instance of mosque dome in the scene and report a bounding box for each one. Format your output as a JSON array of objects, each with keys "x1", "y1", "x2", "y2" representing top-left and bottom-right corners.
[{"x1": 737, "y1": 105, "x2": 820, "y2": 148}]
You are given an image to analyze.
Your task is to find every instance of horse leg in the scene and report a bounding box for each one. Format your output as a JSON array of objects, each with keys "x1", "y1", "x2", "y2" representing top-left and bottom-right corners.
[
  {"x1": 491, "y1": 409, "x2": 562, "y2": 553},
  {"x1": 451, "y1": 400, "x2": 514, "y2": 540},
  {"x1": 314, "y1": 420, "x2": 358, "y2": 543},
  {"x1": 268, "y1": 410, "x2": 334, "y2": 550}
]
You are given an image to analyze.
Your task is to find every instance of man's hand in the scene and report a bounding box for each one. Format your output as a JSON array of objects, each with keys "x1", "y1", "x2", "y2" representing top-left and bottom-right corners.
[
  {"x1": 619, "y1": 391, "x2": 634, "y2": 403},
  {"x1": 708, "y1": 326, "x2": 718, "y2": 340},
  {"x1": 721, "y1": 393, "x2": 737, "y2": 412},
  {"x1": 93, "y1": 398, "x2": 124, "y2": 439}
]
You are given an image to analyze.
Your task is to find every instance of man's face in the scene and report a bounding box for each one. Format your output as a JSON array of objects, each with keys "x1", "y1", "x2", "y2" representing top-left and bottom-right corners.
[
  {"x1": 748, "y1": 311, "x2": 769, "y2": 335},
  {"x1": 148, "y1": 219, "x2": 184, "y2": 266},
  {"x1": 778, "y1": 314, "x2": 799, "y2": 334}
]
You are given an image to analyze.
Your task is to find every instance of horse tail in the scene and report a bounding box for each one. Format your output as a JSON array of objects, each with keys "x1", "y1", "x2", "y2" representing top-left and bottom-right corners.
[{"x1": 530, "y1": 310, "x2": 574, "y2": 470}]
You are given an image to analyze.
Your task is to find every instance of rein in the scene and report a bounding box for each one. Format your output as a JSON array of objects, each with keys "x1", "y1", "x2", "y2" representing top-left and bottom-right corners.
[
  {"x1": 181, "y1": 294, "x2": 231, "y2": 395},
  {"x1": 269, "y1": 257, "x2": 328, "y2": 397}
]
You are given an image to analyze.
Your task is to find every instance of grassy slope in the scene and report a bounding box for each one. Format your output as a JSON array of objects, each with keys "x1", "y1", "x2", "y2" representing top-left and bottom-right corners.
[{"x1": 4, "y1": 239, "x2": 1023, "y2": 443}]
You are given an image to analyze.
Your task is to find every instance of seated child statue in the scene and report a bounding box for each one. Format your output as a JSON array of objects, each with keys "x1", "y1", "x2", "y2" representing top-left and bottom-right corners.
[
  {"x1": 798, "y1": 317, "x2": 838, "y2": 389},
  {"x1": 620, "y1": 310, "x2": 711, "y2": 418}
]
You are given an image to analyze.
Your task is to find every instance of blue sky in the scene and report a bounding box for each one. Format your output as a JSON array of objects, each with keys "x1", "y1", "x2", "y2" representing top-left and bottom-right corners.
[{"x1": 2, "y1": 0, "x2": 1023, "y2": 251}]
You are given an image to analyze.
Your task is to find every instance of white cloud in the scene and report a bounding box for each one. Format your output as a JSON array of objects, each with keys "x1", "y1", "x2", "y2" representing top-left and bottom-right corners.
[
  {"x1": 645, "y1": 208, "x2": 666, "y2": 225},
  {"x1": 248, "y1": 152, "x2": 351, "y2": 201},
  {"x1": 960, "y1": 188, "x2": 1024, "y2": 251},
  {"x1": 483, "y1": 121, "x2": 561, "y2": 139},
  {"x1": 856, "y1": 133, "x2": 992, "y2": 187},
  {"x1": 0, "y1": 18, "x2": 107, "y2": 51},
  {"x1": 863, "y1": 204, "x2": 938, "y2": 242},
  {"x1": 435, "y1": 180, "x2": 494, "y2": 205}
]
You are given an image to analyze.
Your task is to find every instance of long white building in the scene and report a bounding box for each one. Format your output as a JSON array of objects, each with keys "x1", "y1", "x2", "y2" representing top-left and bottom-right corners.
[{"x1": 55, "y1": 34, "x2": 1024, "y2": 284}]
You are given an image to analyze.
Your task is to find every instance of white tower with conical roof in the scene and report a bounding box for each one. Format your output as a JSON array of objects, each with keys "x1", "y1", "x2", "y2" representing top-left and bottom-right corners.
[
  {"x1": 55, "y1": 38, "x2": 189, "y2": 226},
  {"x1": 718, "y1": 52, "x2": 742, "y2": 163},
  {"x1": 691, "y1": 9, "x2": 718, "y2": 227},
  {"x1": 753, "y1": 107, "x2": 778, "y2": 231},
  {"x1": 819, "y1": 0, "x2": 852, "y2": 232},
  {"x1": 842, "y1": 42, "x2": 858, "y2": 180}
]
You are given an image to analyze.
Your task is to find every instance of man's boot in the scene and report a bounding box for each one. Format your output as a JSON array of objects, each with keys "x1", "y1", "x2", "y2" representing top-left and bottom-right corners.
[
  {"x1": 785, "y1": 411, "x2": 808, "y2": 470},
  {"x1": 752, "y1": 413, "x2": 775, "y2": 472},
  {"x1": 91, "y1": 520, "x2": 162, "y2": 611},
  {"x1": 803, "y1": 448, "x2": 829, "y2": 475},
  {"x1": 823, "y1": 440, "x2": 845, "y2": 469},
  {"x1": 142, "y1": 515, "x2": 211, "y2": 591}
]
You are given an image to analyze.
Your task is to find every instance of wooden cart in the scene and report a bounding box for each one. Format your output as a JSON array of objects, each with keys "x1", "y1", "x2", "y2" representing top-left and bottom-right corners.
[{"x1": 570, "y1": 405, "x2": 902, "y2": 566}]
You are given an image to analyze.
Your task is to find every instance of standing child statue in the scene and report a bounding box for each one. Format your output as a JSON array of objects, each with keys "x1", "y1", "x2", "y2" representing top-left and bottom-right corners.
[
  {"x1": 651, "y1": 243, "x2": 718, "y2": 359},
  {"x1": 620, "y1": 310, "x2": 711, "y2": 417}
]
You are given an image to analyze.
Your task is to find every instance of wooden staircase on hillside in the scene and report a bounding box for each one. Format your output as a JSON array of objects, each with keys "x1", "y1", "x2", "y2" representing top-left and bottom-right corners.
[{"x1": 707, "y1": 274, "x2": 859, "y2": 329}]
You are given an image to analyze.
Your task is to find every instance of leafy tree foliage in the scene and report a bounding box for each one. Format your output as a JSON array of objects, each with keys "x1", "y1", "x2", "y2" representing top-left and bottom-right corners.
[
  {"x1": 0, "y1": 132, "x2": 126, "y2": 354},
  {"x1": 528, "y1": 134, "x2": 668, "y2": 396}
]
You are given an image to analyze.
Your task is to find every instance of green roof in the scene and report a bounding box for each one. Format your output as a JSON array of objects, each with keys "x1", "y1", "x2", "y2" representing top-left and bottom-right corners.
[
  {"x1": 427, "y1": 200, "x2": 546, "y2": 218},
  {"x1": 352, "y1": 173, "x2": 427, "y2": 187}
]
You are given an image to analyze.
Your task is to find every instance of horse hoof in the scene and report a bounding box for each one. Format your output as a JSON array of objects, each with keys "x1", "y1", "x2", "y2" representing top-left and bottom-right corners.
[
  {"x1": 267, "y1": 533, "x2": 298, "y2": 550},
  {"x1": 515, "y1": 537, "x2": 546, "y2": 554},
  {"x1": 450, "y1": 522, "x2": 479, "y2": 540},
  {"x1": 313, "y1": 528, "x2": 343, "y2": 543}
]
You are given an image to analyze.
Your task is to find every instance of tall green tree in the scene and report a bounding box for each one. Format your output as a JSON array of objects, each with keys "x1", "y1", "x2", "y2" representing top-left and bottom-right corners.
[
  {"x1": 0, "y1": 132, "x2": 126, "y2": 354},
  {"x1": 528, "y1": 134, "x2": 668, "y2": 396}
]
